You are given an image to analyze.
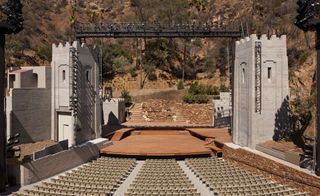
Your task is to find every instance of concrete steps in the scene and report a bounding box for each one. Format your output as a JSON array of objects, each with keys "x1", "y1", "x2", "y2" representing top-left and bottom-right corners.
[
  {"x1": 113, "y1": 161, "x2": 144, "y2": 196},
  {"x1": 128, "y1": 103, "x2": 145, "y2": 122},
  {"x1": 178, "y1": 161, "x2": 214, "y2": 196}
]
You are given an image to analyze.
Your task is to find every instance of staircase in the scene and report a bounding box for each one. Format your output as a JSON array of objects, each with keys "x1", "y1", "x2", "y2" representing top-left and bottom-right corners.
[{"x1": 128, "y1": 103, "x2": 145, "y2": 123}]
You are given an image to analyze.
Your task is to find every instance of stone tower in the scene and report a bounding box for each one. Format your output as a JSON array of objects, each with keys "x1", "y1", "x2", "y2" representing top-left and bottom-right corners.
[
  {"x1": 51, "y1": 41, "x2": 101, "y2": 146},
  {"x1": 232, "y1": 34, "x2": 289, "y2": 149}
]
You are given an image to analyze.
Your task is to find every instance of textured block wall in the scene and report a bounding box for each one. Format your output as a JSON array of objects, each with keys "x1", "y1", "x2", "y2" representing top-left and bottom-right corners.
[
  {"x1": 233, "y1": 34, "x2": 289, "y2": 148},
  {"x1": 51, "y1": 41, "x2": 101, "y2": 145},
  {"x1": 8, "y1": 88, "x2": 51, "y2": 143}
]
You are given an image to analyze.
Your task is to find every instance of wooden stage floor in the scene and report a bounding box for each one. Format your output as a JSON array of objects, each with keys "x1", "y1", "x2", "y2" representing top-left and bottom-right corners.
[{"x1": 101, "y1": 130, "x2": 213, "y2": 157}]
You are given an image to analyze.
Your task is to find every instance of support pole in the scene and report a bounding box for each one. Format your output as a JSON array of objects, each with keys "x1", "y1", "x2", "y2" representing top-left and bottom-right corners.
[
  {"x1": 0, "y1": 33, "x2": 6, "y2": 192},
  {"x1": 316, "y1": 28, "x2": 320, "y2": 176}
]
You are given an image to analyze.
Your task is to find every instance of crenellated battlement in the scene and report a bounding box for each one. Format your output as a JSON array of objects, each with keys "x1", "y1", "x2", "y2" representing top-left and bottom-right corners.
[
  {"x1": 236, "y1": 34, "x2": 286, "y2": 46},
  {"x1": 52, "y1": 41, "x2": 90, "y2": 51}
]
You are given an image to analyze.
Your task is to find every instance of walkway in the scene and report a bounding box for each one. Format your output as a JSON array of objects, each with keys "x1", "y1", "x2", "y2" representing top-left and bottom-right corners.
[
  {"x1": 113, "y1": 161, "x2": 144, "y2": 196},
  {"x1": 178, "y1": 161, "x2": 213, "y2": 196}
]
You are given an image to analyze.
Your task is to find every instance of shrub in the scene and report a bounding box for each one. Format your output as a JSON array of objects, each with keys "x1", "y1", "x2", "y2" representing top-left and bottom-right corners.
[
  {"x1": 147, "y1": 72, "x2": 157, "y2": 81},
  {"x1": 177, "y1": 80, "x2": 184, "y2": 90},
  {"x1": 37, "y1": 45, "x2": 52, "y2": 61},
  {"x1": 121, "y1": 89, "x2": 133, "y2": 107},
  {"x1": 183, "y1": 94, "x2": 209, "y2": 104},
  {"x1": 188, "y1": 81, "x2": 206, "y2": 95},
  {"x1": 206, "y1": 85, "x2": 220, "y2": 95},
  {"x1": 129, "y1": 67, "x2": 137, "y2": 78},
  {"x1": 220, "y1": 84, "x2": 229, "y2": 92},
  {"x1": 112, "y1": 56, "x2": 129, "y2": 74}
]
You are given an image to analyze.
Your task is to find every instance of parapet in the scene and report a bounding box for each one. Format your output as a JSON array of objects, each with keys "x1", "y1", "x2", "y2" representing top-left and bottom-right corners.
[
  {"x1": 236, "y1": 34, "x2": 287, "y2": 46},
  {"x1": 52, "y1": 41, "x2": 90, "y2": 51},
  {"x1": 103, "y1": 98, "x2": 125, "y2": 103}
]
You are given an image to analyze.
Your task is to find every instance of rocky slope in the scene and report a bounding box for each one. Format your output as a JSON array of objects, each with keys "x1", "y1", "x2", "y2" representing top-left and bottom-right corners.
[{"x1": 1, "y1": 0, "x2": 317, "y2": 134}]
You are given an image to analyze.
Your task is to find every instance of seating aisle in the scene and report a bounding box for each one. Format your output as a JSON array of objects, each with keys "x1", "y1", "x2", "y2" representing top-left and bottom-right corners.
[
  {"x1": 114, "y1": 161, "x2": 144, "y2": 196},
  {"x1": 125, "y1": 159, "x2": 200, "y2": 196},
  {"x1": 178, "y1": 161, "x2": 214, "y2": 196}
]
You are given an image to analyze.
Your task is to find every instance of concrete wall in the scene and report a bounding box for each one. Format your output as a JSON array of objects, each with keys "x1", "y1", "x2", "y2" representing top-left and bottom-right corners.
[
  {"x1": 51, "y1": 41, "x2": 101, "y2": 145},
  {"x1": 102, "y1": 98, "x2": 126, "y2": 126},
  {"x1": 233, "y1": 34, "x2": 289, "y2": 148},
  {"x1": 18, "y1": 139, "x2": 111, "y2": 185},
  {"x1": 214, "y1": 92, "x2": 232, "y2": 127},
  {"x1": 6, "y1": 88, "x2": 51, "y2": 143},
  {"x1": 8, "y1": 66, "x2": 51, "y2": 89}
]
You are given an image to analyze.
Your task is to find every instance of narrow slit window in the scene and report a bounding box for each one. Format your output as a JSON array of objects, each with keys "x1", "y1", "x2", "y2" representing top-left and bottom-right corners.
[
  {"x1": 86, "y1": 70, "x2": 90, "y2": 81},
  {"x1": 242, "y1": 68, "x2": 245, "y2": 83},
  {"x1": 62, "y1": 70, "x2": 66, "y2": 81},
  {"x1": 267, "y1": 67, "x2": 272, "y2": 79}
]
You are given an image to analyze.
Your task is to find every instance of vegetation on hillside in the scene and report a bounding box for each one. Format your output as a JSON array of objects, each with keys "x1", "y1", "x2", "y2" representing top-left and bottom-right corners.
[
  {"x1": 182, "y1": 82, "x2": 226, "y2": 104},
  {"x1": 0, "y1": 0, "x2": 316, "y2": 133},
  {"x1": 2, "y1": 0, "x2": 311, "y2": 81}
]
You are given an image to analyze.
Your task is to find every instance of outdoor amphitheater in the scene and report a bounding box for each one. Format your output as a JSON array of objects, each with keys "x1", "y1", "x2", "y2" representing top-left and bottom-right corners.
[{"x1": 11, "y1": 128, "x2": 316, "y2": 196}]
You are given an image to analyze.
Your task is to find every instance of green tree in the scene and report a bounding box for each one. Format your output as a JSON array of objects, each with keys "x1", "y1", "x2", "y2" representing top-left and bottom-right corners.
[
  {"x1": 37, "y1": 45, "x2": 52, "y2": 61},
  {"x1": 177, "y1": 80, "x2": 184, "y2": 90},
  {"x1": 112, "y1": 56, "x2": 130, "y2": 74},
  {"x1": 102, "y1": 43, "x2": 132, "y2": 79}
]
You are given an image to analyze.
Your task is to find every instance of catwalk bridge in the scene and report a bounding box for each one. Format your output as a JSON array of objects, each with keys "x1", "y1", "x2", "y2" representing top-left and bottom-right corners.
[{"x1": 74, "y1": 23, "x2": 243, "y2": 39}]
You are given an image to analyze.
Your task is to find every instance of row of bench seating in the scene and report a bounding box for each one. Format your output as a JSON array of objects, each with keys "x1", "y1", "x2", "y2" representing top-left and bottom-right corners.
[
  {"x1": 13, "y1": 157, "x2": 136, "y2": 196},
  {"x1": 185, "y1": 158, "x2": 308, "y2": 196},
  {"x1": 12, "y1": 157, "x2": 309, "y2": 196},
  {"x1": 125, "y1": 159, "x2": 200, "y2": 196}
]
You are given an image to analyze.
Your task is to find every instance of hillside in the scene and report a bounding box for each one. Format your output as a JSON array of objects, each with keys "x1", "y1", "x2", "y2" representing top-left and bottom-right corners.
[{"x1": 1, "y1": 0, "x2": 317, "y2": 135}]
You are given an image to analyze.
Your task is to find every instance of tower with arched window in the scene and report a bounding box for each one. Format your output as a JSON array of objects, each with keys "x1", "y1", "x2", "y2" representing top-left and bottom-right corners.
[{"x1": 232, "y1": 34, "x2": 289, "y2": 148}]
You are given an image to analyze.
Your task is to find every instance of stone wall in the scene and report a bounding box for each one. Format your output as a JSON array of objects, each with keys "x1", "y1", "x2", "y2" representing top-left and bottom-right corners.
[
  {"x1": 233, "y1": 34, "x2": 289, "y2": 148},
  {"x1": 6, "y1": 88, "x2": 51, "y2": 143}
]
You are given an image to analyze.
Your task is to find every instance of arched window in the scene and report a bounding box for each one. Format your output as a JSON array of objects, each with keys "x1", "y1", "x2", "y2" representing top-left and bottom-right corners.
[{"x1": 32, "y1": 73, "x2": 38, "y2": 88}]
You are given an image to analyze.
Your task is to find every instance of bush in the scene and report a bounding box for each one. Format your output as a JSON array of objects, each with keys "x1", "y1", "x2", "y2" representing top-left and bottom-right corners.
[
  {"x1": 183, "y1": 94, "x2": 209, "y2": 104},
  {"x1": 288, "y1": 48, "x2": 309, "y2": 69},
  {"x1": 112, "y1": 56, "x2": 129, "y2": 74},
  {"x1": 189, "y1": 81, "x2": 206, "y2": 95},
  {"x1": 37, "y1": 45, "x2": 52, "y2": 61},
  {"x1": 129, "y1": 67, "x2": 137, "y2": 78},
  {"x1": 177, "y1": 80, "x2": 184, "y2": 90},
  {"x1": 206, "y1": 85, "x2": 220, "y2": 95},
  {"x1": 147, "y1": 72, "x2": 157, "y2": 81},
  {"x1": 121, "y1": 89, "x2": 133, "y2": 107},
  {"x1": 220, "y1": 84, "x2": 229, "y2": 92}
]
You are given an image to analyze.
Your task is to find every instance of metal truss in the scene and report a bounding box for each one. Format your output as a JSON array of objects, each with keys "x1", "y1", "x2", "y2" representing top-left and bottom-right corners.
[{"x1": 74, "y1": 23, "x2": 243, "y2": 39}]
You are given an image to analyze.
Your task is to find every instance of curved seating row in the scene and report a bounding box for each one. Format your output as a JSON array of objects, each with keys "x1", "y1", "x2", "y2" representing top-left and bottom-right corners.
[
  {"x1": 185, "y1": 158, "x2": 308, "y2": 196},
  {"x1": 125, "y1": 159, "x2": 200, "y2": 196},
  {"x1": 13, "y1": 157, "x2": 137, "y2": 196}
]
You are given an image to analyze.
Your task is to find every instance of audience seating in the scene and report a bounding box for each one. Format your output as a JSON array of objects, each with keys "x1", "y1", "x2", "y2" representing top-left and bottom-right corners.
[
  {"x1": 125, "y1": 159, "x2": 200, "y2": 196},
  {"x1": 12, "y1": 157, "x2": 309, "y2": 196},
  {"x1": 185, "y1": 157, "x2": 309, "y2": 196},
  {"x1": 13, "y1": 157, "x2": 136, "y2": 196}
]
